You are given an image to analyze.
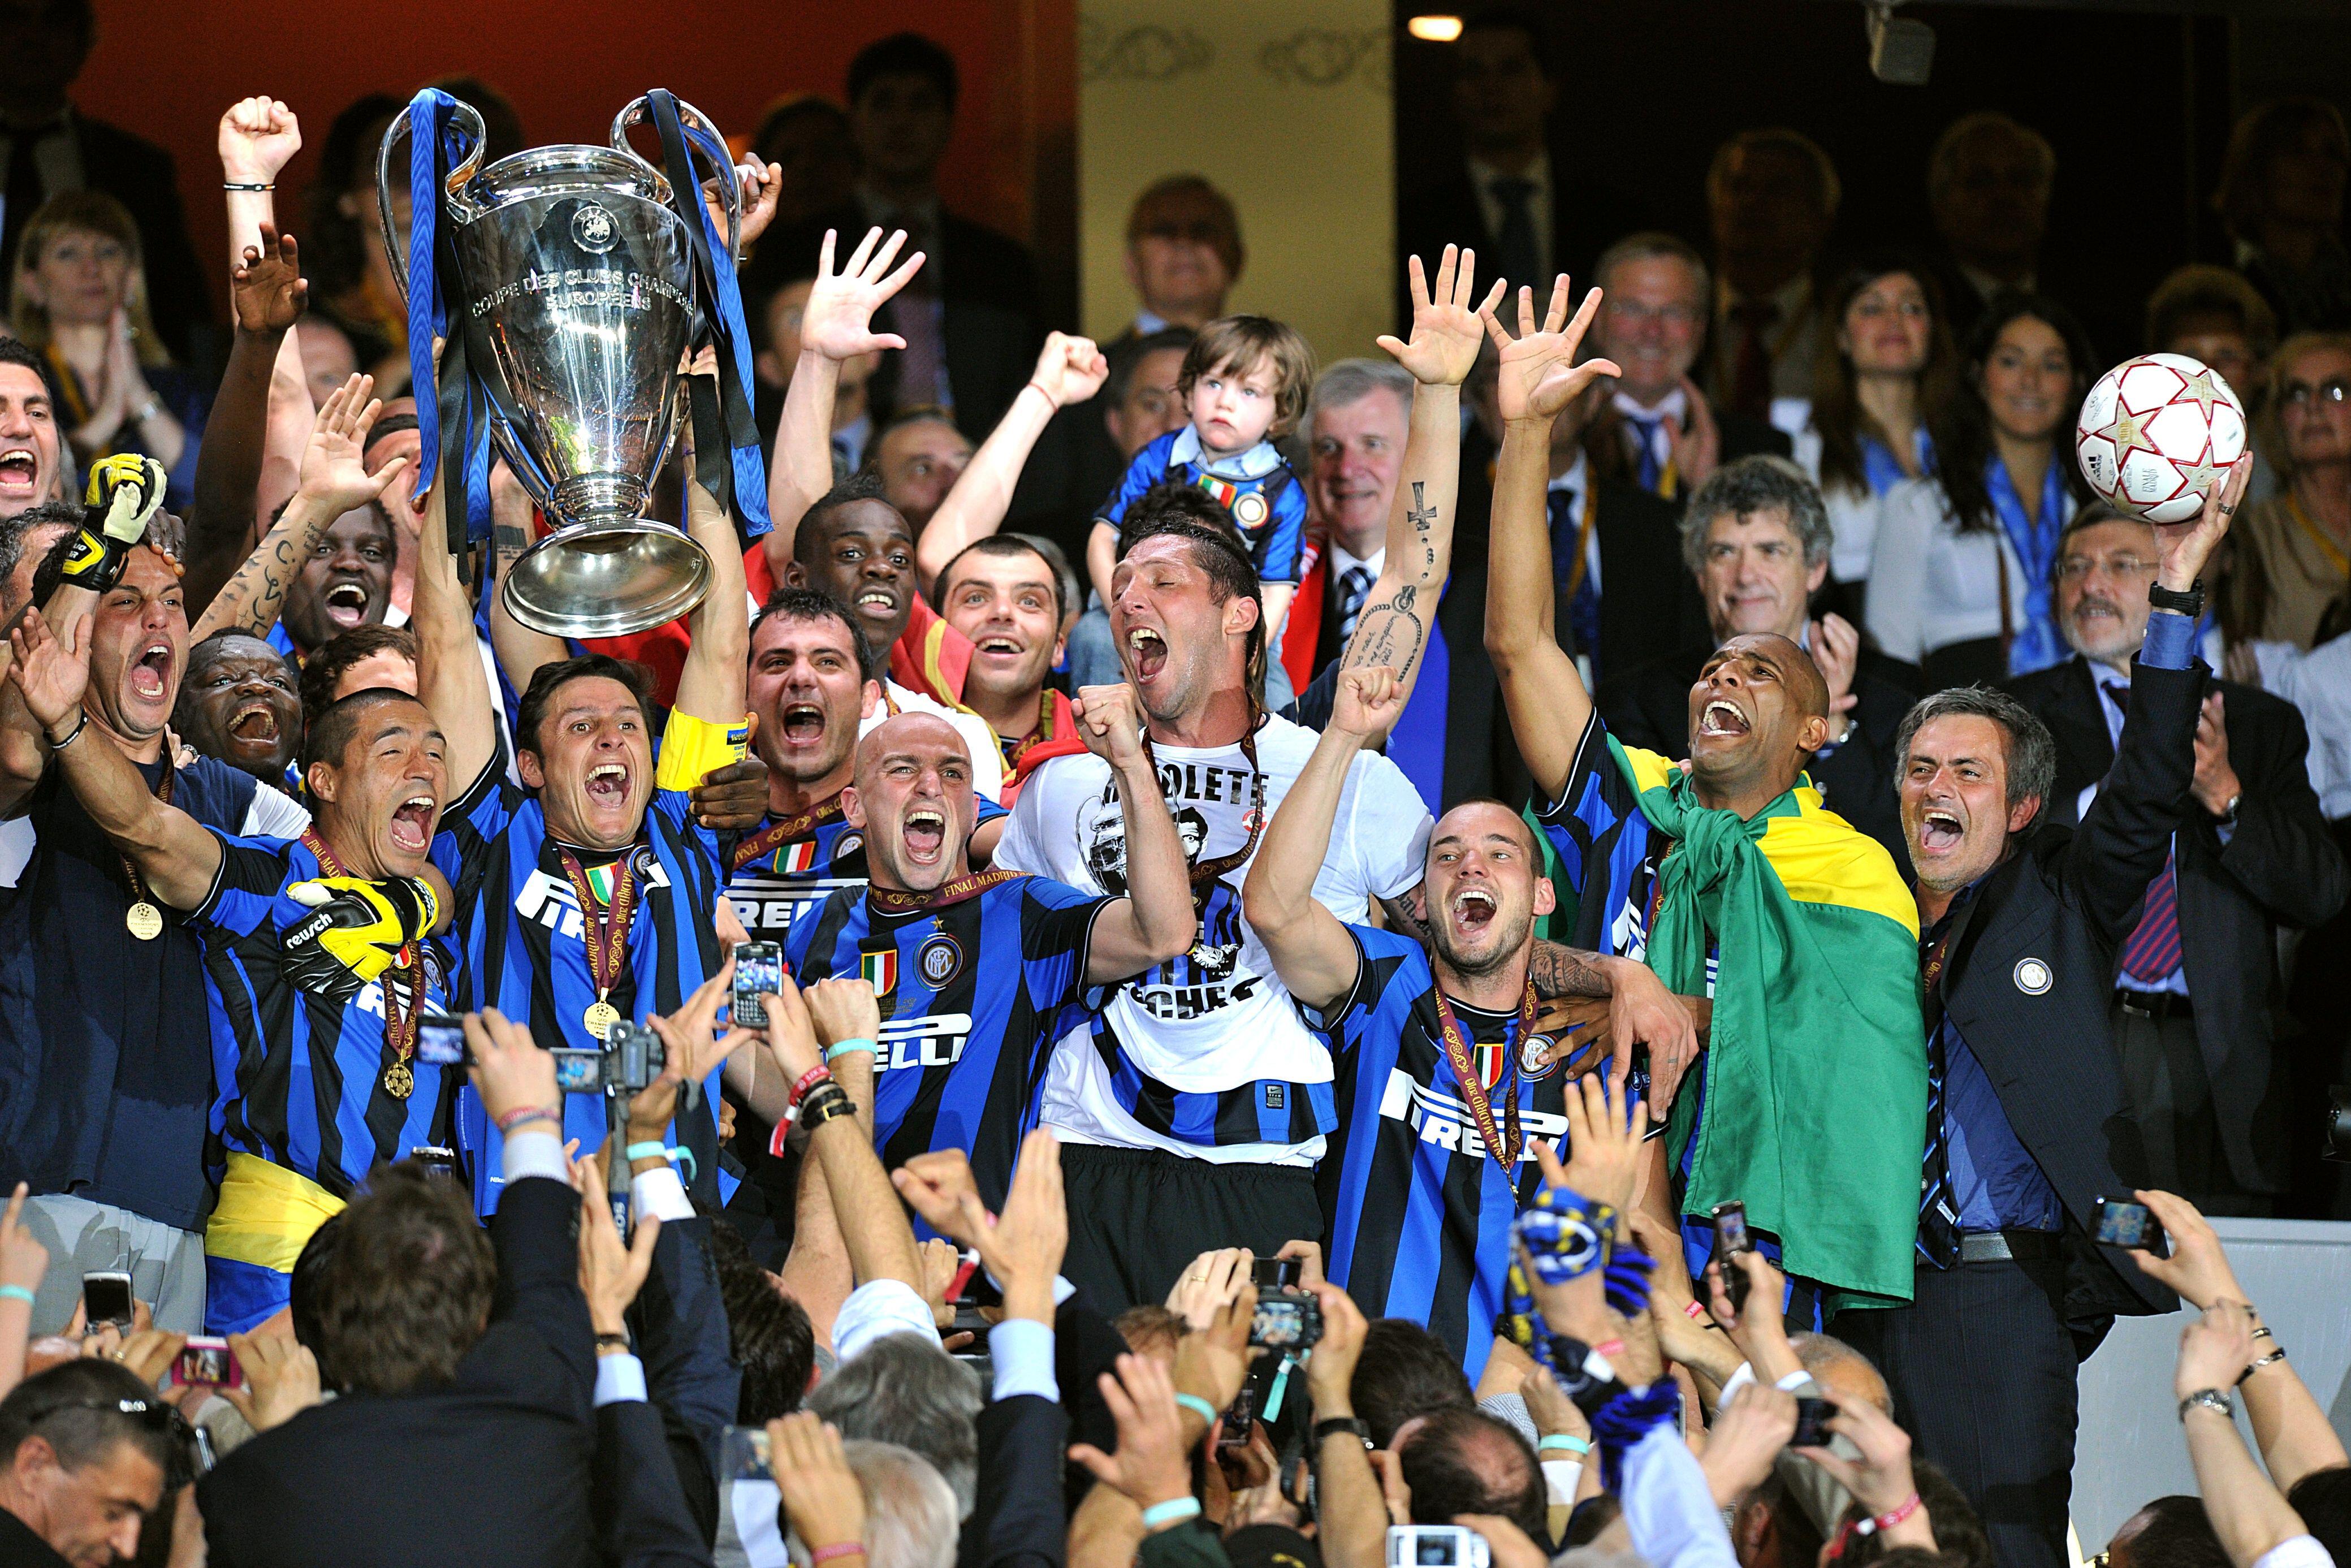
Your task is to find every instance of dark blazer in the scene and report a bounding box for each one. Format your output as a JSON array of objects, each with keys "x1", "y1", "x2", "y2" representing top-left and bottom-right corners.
[
  {"x1": 71, "y1": 115, "x2": 211, "y2": 366},
  {"x1": 749, "y1": 204, "x2": 1044, "y2": 446},
  {"x1": 2005, "y1": 655, "x2": 2351, "y2": 1192},
  {"x1": 197, "y1": 1178, "x2": 598, "y2": 1568},
  {"x1": 1394, "y1": 164, "x2": 1644, "y2": 331},
  {"x1": 961, "y1": 1395, "x2": 1069, "y2": 1568},
  {"x1": 1598, "y1": 641, "x2": 1920, "y2": 866},
  {"x1": 1581, "y1": 405, "x2": 1792, "y2": 493},
  {"x1": 595, "y1": 1399, "x2": 712, "y2": 1568},
  {"x1": 1937, "y1": 659, "x2": 2210, "y2": 1324},
  {"x1": 1583, "y1": 474, "x2": 1710, "y2": 680},
  {"x1": 630, "y1": 1214, "x2": 740, "y2": 1547}
]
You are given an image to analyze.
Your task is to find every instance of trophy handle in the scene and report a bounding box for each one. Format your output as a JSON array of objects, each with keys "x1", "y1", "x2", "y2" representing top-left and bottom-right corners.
[
  {"x1": 375, "y1": 98, "x2": 489, "y2": 305},
  {"x1": 611, "y1": 94, "x2": 740, "y2": 264}
]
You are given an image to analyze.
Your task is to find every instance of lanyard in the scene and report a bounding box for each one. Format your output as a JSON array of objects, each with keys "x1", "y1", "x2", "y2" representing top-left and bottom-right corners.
[
  {"x1": 2286, "y1": 491, "x2": 2351, "y2": 579},
  {"x1": 1430, "y1": 968, "x2": 1538, "y2": 1169},
  {"x1": 117, "y1": 755, "x2": 176, "y2": 938},
  {"x1": 557, "y1": 844, "x2": 641, "y2": 1008},
  {"x1": 731, "y1": 792, "x2": 846, "y2": 874},
  {"x1": 1139, "y1": 724, "x2": 1267, "y2": 904},
  {"x1": 867, "y1": 866, "x2": 1022, "y2": 916},
  {"x1": 1565, "y1": 484, "x2": 1600, "y2": 599}
]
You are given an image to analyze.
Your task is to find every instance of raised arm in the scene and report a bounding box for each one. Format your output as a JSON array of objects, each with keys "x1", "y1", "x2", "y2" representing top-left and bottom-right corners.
[
  {"x1": 1339, "y1": 248, "x2": 1498, "y2": 710},
  {"x1": 1070, "y1": 683, "x2": 1198, "y2": 982},
  {"x1": 1479, "y1": 277, "x2": 1618, "y2": 804},
  {"x1": 8, "y1": 608, "x2": 221, "y2": 908},
  {"x1": 1242, "y1": 667, "x2": 1398, "y2": 1012},
  {"x1": 186, "y1": 224, "x2": 306, "y2": 615},
  {"x1": 762, "y1": 227, "x2": 923, "y2": 574},
  {"x1": 414, "y1": 462, "x2": 501, "y2": 792},
  {"x1": 192, "y1": 374, "x2": 408, "y2": 643},
  {"x1": 670, "y1": 463, "x2": 749, "y2": 727},
  {"x1": 914, "y1": 332, "x2": 1108, "y2": 592},
  {"x1": 2176, "y1": 1302, "x2": 2311, "y2": 1568}
]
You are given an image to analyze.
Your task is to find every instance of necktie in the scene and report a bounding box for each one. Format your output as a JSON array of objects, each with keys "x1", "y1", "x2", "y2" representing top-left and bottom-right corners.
[
  {"x1": 1916, "y1": 921, "x2": 1963, "y2": 1267},
  {"x1": 881, "y1": 206, "x2": 949, "y2": 412},
  {"x1": 1335, "y1": 564, "x2": 1374, "y2": 641},
  {"x1": 1623, "y1": 413, "x2": 1666, "y2": 494},
  {"x1": 1, "y1": 123, "x2": 55, "y2": 286},
  {"x1": 2103, "y1": 683, "x2": 2184, "y2": 986},
  {"x1": 1727, "y1": 299, "x2": 1779, "y2": 422},
  {"x1": 1546, "y1": 487, "x2": 1602, "y2": 680},
  {"x1": 1489, "y1": 176, "x2": 1541, "y2": 297}
]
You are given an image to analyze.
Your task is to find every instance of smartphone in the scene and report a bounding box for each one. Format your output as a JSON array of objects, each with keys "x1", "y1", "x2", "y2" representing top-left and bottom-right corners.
[
  {"x1": 2093, "y1": 1196, "x2": 2163, "y2": 1250},
  {"x1": 416, "y1": 1015, "x2": 466, "y2": 1068},
  {"x1": 1249, "y1": 1293, "x2": 1323, "y2": 1350},
  {"x1": 81, "y1": 1271, "x2": 132, "y2": 1331},
  {"x1": 720, "y1": 1424, "x2": 773, "y2": 1481},
  {"x1": 1217, "y1": 1381, "x2": 1256, "y2": 1455},
  {"x1": 1251, "y1": 1255, "x2": 1302, "y2": 1290},
  {"x1": 1789, "y1": 1396, "x2": 1835, "y2": 1449},
  {"x1": 1386, "y1": 1526, "x2": 1492, "y2": 1568},
  {"x1": 734, "y1": 941, "x2": 783, "y2": 1029},
  {"x1": 1710, "y1": 1200, "x2": 1752, "y2": 1312},
  {"x1": 171, "y1": 1337, "x2": 243, "y2": 1390},
  {"x1": 550, "y1": 1048, "x2": 604, "y2": 1094}
]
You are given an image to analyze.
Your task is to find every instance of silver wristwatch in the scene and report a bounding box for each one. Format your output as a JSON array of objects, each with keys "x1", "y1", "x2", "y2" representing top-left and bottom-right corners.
[{"x1": 2179, "y1": 1388, "x2": 2233, "y2": 1422}]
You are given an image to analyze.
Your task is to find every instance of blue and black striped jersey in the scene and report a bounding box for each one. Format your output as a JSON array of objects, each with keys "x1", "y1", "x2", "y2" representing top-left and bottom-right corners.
[{"x1": 725, "y1": 796, "x2": 1008, "y2": 940}]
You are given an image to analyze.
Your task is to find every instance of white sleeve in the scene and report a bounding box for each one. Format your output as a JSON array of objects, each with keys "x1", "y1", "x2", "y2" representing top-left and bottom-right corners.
[
  {"x1": 958, "y1": 712, "x2": 1006, "y2": 802},
  {"x1": 242, "y1": 785, "x2": 313, "y2": 839},
  {"x1": 2251, "y1": 1537, "x2": 2336, "y2": 1568},
  {"x1": 1620, "y1": 1422, "x2": 1741, "y2": 1568},
  {"x1": 991, "y1": 771, "x2": 1049, "y2": 875},
  {"x1": 1865, "y1": 481, "x2": 1936, "y2": 664},
  {"x1": 1343, "y1": 751, "x2": 1434, "y2": 903}
]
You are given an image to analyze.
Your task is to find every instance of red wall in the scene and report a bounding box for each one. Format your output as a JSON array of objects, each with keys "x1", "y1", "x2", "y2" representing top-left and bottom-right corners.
[{"x1": 73, "y1": 0, "x2": 1071, "y2": 310}]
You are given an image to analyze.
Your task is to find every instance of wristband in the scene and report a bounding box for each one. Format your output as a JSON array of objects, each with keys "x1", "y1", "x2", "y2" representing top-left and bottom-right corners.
[
  {"x1": 809, "y1": 1546, "x2": 867, "y2": 1566},
  {"x1": 56, "y1": 528, "x2": 129, "y2": 594},
  {"x1": 1139, "y1": 1497, "x2": 1202, "y2": 1530},
  {"x1": 222, "y1": 181, "x2": 275, "y2": 192},
  {"x1": 826, "y1": 1037, "x2": 877, "y2": 1062},
  {"x1": 624, "y1": 1141, "x2": 698, "y2": 1182},
  {"x1": 1023, "y1": 380, "x2": 1057, "y2": 408},
  {"x1": 1593, "y1": 1338, "x2": 1627, "y2": 1359},
  {"x1": 801, "y1": 1085, "x2": 858, "y2": 1131},
  {"x1": 0, "y1": 1285, "x2": 33, "y2": 1306},
  {"x1": 1175, "y1": 1394, "x2": 1221, "y2": 1426},
  {"x1": 1538, "y1": 1433, "x2": 1591, "y2": 1455},
  {"x1": 1314, "y1": 1416, "x2": 1372, "y2": 1449},
  {"x1": 495, "y1": 1105, "x2": 562, "y2": 1134},
  {"x1": 2250, "y1": 1325, "x2": 2274, "y2": 1342},
  {"x1": 1684, "y1": 1299, "x2": 1711, "y2": 1321},
  {"x1": 47, "y1": 711, "x2": 89, "y2": 751},
  {"x1": 790, "y1": 1064, "x2": 833, "y2": 1108},
  {"x1": 2251, "y1": 1348, "x2": 2288, "y2": 1371},
  {"x1": 652, "y1": 709, "x2": 751, "y2": 791},
  {"x1": 2179, "y1": 1388, "x2": 2233, "y2": 1422},
  {"x1": 2149, "y1": 579, "x2": 2205, "y2": 617}
]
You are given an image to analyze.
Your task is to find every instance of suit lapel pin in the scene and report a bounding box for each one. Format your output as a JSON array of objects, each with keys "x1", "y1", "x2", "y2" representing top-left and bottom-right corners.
[{"x1": 2013, "y1": 957, "x2": 2052, "y2": 995}]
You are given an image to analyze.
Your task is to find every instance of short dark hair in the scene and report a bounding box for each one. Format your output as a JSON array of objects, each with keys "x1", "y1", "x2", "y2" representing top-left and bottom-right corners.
[
  {"x1": 1116, "y1": 486, "x2": 1267, "y2": 690},
  {"x1": 301, "y1": 686, "x2": 426, "y2": 775},
  {"x1": 2289, "y1": 1467, "x2": 2351, "y2": 1568},
  {"x1": 289, "y1": 1213, "x2": 343, "y2": 1381},
  {"x1": 1458, "y1": 6, "x2": 1554, "y2": 77},
  {"x1": 753, "y1": 94, "x2": 852, "y2": 167},
  {"x1": 753, "y1": 584, "x2": 883, "y2": 685},
  {"x1": 2110, "y1": 1496, "x2": 2229, "y2": 1568},
  {"x1": 1679, "y1": 455, "x2": 1835, "y2": 580},
  {"x1": 0, "y1": 331, "x2": 60, "y2": 394},
  {"x1": 936, "y1": 534, "x2": 1066, "y2": 623},
  {"x1": 848, "y1": 32, "x2": 959, "y2": 114},
  {"x1": 2058, "y1": 499, "x2": 2146, "y2": 547},
  {"x1": 1398, "y1": 1407, "x2": 1545, "y2": 1545},
  {"x1": 710, "y1": 1220, "x2": 816, "y2": 1423},
  {"x1": 1741, "y1": 1470, "x2": 1825, "y2": 1568},
  {"x1": 0, "y1": 498, "x2": 80, "y2": 616},
  {"x1": 1110, "y1": 1304, "x2": 1187, "y2": 1358},
  {"x1": 1893, "y1": 686, "x2": 2058, "y2": 830},
  {"x1": 794, "y1": 470, "x2": 902, "y2": 568},
  {"x1": 316, "y1": 1161, "x2": 495, "y2": 1396},
  {"x1": 300, "y1": 624, "x2": 418, "y2": 731},
  {"x1": 0, "y1": 1359, "x2": 179, "y2": 1478},
  {"x1": 1105, "y1": 327, "x2": 1196, "y2": 409},
  {"x1": 2145, "y1": 265, "x2": 2277, "y2": 360},
  {"x1": 1350, "y1": 1318, "x2": 1473, "y2": 1448},
  {"x1": 513, "y1": 653, "x2": 656, "y2": 760}
]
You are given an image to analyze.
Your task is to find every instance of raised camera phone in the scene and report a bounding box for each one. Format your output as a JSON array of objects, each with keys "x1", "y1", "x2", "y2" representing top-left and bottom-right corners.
[
  {"x1": 720, "y1": 1425, "x2": 773, "y2": 1481},
  {"x1": 2092, "y1": 1196, "x2": 2163, "y2": 1250},
  {"x1": 1710, "y1": 1200, "x2": 1753, "y2": 1312},
  {"x1": 171, "y1": 1337, "x2": 243, "y2": 1390},
  {"x1": 1251, "y1": 1256, "x2": 1302, "y2": 1290},
  {"x1": 416, "y1": 1015, "x2": 466, "y2": 1067},
  {"x1": 551, "y1": 1021, "x2": 669, "y2": 1099},
  {"x1": 1789, "y1": 1396, "x2": 1835, "y2": 1449},
  {"x1": 81, "y1": 1271, "x2": 132, "y2": 1331},
  {"x1": 734, "y1": 941, "x2": 783, "y2": 1029},
  {"x1": 1387, "y1": 1526, "x2": 1492, "y2": 1568},
  {"x1": 1250, "y1": 1293, "x2": 1323, "y2": 1350},
  {"x1": 1217, "y1": 1380, "x2": 1257, "y2": 1455}
]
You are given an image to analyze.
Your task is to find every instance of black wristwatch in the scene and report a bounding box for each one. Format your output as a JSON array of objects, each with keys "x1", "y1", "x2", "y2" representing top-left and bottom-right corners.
[
  {"x1": 1313, "y1": 1416, "x2": 1373, "y2": 1450},
  {"x1": 2148, "y1": 578, "x2": 2205, "y2": 617}
]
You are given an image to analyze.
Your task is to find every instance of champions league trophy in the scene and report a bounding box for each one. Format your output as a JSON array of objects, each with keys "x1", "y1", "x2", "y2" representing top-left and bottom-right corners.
[{"x1": 379, "y1": 94, "x2": 746, "y2": 638}]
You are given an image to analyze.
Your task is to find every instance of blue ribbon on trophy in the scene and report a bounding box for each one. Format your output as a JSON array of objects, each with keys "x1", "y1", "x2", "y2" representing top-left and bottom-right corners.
[{"x1": 398, "y1": 87, "x2": 503, "y2": 554}]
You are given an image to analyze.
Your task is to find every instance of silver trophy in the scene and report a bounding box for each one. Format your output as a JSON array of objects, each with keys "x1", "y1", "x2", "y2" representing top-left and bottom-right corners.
[{"x1": 378, "y1": 96, "x2": 741, "y2": 638}]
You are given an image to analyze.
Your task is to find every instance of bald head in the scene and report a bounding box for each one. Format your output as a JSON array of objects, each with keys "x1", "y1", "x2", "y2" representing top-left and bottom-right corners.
[
  {"x1": 845, "y1": 712, "x2": 979, "y2": 894},
  {"x1": 853, "y1": 712, "x2": 969, "y2": 781},
  {"x1": 1738, "y1": 632, "x2": 1830, "y2": 721}
]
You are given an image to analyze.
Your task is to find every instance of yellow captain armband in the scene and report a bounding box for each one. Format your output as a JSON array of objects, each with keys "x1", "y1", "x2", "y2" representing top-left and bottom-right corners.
[{"x1": 655, "y1": 710, "x2": 751, "y2": 791}]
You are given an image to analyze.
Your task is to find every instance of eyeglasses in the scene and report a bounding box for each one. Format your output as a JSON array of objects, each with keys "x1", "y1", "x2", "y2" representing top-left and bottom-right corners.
[
  {"x1": 1604, "y1": 300, "x2": 1704, "y2": 329},
  {"x1": 2056, "y1": 554, "x2": 2158, "y2": 583},
  {"x1": 2281, "y1": 377, "x2": 2350, "y2": 408}
]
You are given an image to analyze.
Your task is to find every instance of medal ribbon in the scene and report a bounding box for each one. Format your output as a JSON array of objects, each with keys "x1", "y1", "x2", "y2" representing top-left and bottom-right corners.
[
  {"x1": 558, "y1": 845, "x2": 641, "y2": 1005},
  {"x1": 1139, "y1": 725, "x2": 1265, "y2": 909},
  {"x1": 1431, "y1": 966, "x2": 1537, "y2": 1170},
  {"x1": 117, "y1": 754, "x2": 176, "y2": 915},
  {"x1": 298, "y1": 827, "x2": 421, "y2": 1077},
  {"x1": 867, "y1": 866, "x2": 1023, "y2": 916},
  {"x1": 731, "y1": 793, "x2": 848, "y2": 873}
]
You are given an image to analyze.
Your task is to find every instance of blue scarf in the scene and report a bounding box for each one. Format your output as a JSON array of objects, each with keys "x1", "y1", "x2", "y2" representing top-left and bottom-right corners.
[
  {"x1": 1859, "y1": 426, "x2": 1934, "y2": 496},
  {"x1": 1986, "y1": 453, "x2": 2068, "y2": 676}
]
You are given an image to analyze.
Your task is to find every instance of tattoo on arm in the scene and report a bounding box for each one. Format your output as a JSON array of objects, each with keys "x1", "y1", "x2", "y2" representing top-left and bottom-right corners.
[
  {"x1": 1343, "y1": 583, "x2": 1426, "y2": 682},
  {"x1": 493, "y1": 523, "x2": 532, "y2": 564},
  {"x1": 1378, "y1": 887, "x2": 1432, "y2": 945},
  {"x1": 1406, "y1": 480, "x2": 1437, "y2": 571},
  {"x1": 1529, "y1": 941, "x2": 1611, "y2": 1000}
]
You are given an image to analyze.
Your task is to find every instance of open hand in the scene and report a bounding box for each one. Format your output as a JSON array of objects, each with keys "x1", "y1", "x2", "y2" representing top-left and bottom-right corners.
[
  {"x1": 770, "y1": 1411, "x2": 867, "y2": 1550},
  {"x1": 2191, "y1": 693, "x2": 2240, "y2": 817},
  {"x1": 2154, "y1": 452, "x2": 2252, "y2": 593},
  {"x1": 299, "y1": 374, "x2": 408, "y2": 515},
  {"x1": 232, "y1": 223, "x2": 306, "y2": 336},
  {"x1": 970, "y1": 1128, "x2": 1068, "y2": 1320},
  {"x1": 1378, "y1": 246, "x2": 1502, "y2": 388},
  {"x1": 634, "y1": 961, "x2": 755, "y2": 1142},
  {"x1": 1810, "y1": 614, "x2": 1861, "y2": 723},
  {"x1": 1557, "y1": 1071, "x2": 1643, "y2": 1213},
  {"x1": 1604, "y1": 960, "x2": 1699, "y2": 1108},
  {"x1": 8, "y1": 607, "x2": 91, "y2": 733},
  {"x1": 1661, "y1": 378, "x2": 1722, "y2": 489},
  {"x1": 754, "y1": 969, "x2": 825, "y2": 1083},
  {"x1": 1479, "y1": 275, "x2": 1620, "y2": 425},
  {"x1": 1168, "y1": 1248, "x2": 1253, "y2": 1331},
  {"x1": 1069, "y1": 1352, "x2": 1195, "y2": 1512},
  {"x1": 571, "y1": 1146, "x2": 662, "y2": 1336},
  {"x1": 802, "y1": 227, "x2": 925, "y2": 362},
  {"x1": 1700, "y1": 1383, "x2": 1796, "y2": 1506}
]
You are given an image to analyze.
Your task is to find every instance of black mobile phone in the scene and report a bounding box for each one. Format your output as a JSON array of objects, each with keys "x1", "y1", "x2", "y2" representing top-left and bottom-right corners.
[
  {"x1": 1251, "y1": 1256, "x2": 1302, "y2": 1290},
  {"x1": 734, "y1": 941, "x2": 783, "y2": 1029},
  {"x1": 1789, "y1": 1397, "x2": 1835, "y2": 1448},
  {"x1": 416, "y1": 1015, "x2": 466, "y2": 1068},
  {"x1": 1710, "y1": 1201, "x2": 1752, "y2": 1311},
  {"x1": 2093, "y1": 1196, "x2": 2163, "y2": 1250},
  {"x1": 81, "y1": 1271, "x2": 133, "y2": 1331}
]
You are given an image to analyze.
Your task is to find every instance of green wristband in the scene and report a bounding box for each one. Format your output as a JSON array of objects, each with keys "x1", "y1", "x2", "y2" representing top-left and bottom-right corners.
[
  {"x1": 1174, "y1": 1393, "x2": 1220, "y2": 1426},
  {"x1": 1539, "y1": 1433, "x2": 1591, "y2": 1455},
  {"x1": 0, "y1": 1285, "x2": 34, "y2": 1307},
  {"x1": 826, "y1": 1037, "x2": 878, "y2": 1062}
]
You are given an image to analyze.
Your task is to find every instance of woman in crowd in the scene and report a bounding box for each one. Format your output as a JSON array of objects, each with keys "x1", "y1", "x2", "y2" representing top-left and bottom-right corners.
[
  {"x1": 1868, "y1": 291, "x2": 2093, "y2": 688},
  {"x1": 2226, "y1": 332, "x2": 2351, "y2": 649},
  {"x1": 9, "y1": 191, "x2": 208, "y2": 507},
  {"x1": 2215, "y1": 98, "x2": 2350, "y2": 338},
  {"x1": 1788, "y1": 254, "x2": 1957, "y2": 611}
]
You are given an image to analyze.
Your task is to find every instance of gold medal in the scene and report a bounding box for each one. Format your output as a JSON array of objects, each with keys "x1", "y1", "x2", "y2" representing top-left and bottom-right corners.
[
  {"x1": 382, "y1": 1059, "x2": 414, "y2": 1099},
  {"x1": 584, "y1": 1000, "x2": 621, "y2": 1039},
  {"x1": 124, "y1": 901, "x2": 164, "y2": 940}
]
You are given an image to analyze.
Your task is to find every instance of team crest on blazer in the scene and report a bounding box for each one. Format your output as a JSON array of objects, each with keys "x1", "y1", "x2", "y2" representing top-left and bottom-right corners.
[
  {"x1": 917, "y1": 934, "x2": 962, "y2": 988},
  {"x1": 2013, "y1": 957, "x2": 2052, "y2": 995}
]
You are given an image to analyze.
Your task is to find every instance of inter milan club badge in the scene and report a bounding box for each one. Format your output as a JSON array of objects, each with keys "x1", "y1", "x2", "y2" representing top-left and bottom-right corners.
[
  {"x1": 1232, "y1": 491, "x2": 1269, "y2": 529},
  {"x1": 917, "y1": 934, "x2": 962, "y2": 988},
  {"x1": 1519, "y1": 1034, "x2": 1558, "y2": 1081},
  {"x1": 836, "y1": 833, "x2": 863, "y2": 861}
]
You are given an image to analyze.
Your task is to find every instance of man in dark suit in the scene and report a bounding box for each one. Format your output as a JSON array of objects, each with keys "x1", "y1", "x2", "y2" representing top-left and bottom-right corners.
[
  {"x1": 2006, "y1": 503, "x2": 2349, "y2": 1215},
  {"x1": 1394, "y1": 7, "x2": 1641, "y2": 332},
  {"x1": 0, "y1": 0, "x2": 209, "y2": 363},
  {"x1": 745, "y1": 33, "x2": 1042, "y2": 448},
  {"x1": 1597, "y1": 456, "x2": 1917, "y2": 865},
  {"x1": 1581, "y1": 233, "x2": 1791, "y2": 502},
  {"x1": 1833, "y1": 473, "x2": 2249, "y2": 1568}
]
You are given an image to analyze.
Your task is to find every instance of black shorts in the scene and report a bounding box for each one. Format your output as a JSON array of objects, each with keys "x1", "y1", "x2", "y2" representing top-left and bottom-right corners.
[{"x1": 1057, "y1": 1142, "x2": 1324, "y2": 1316}]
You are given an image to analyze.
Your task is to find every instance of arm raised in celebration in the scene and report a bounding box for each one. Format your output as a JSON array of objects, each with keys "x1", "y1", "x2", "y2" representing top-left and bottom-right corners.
[{"x1": 1071, "y1": 682, "x2": 1198, "y2": 982}]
